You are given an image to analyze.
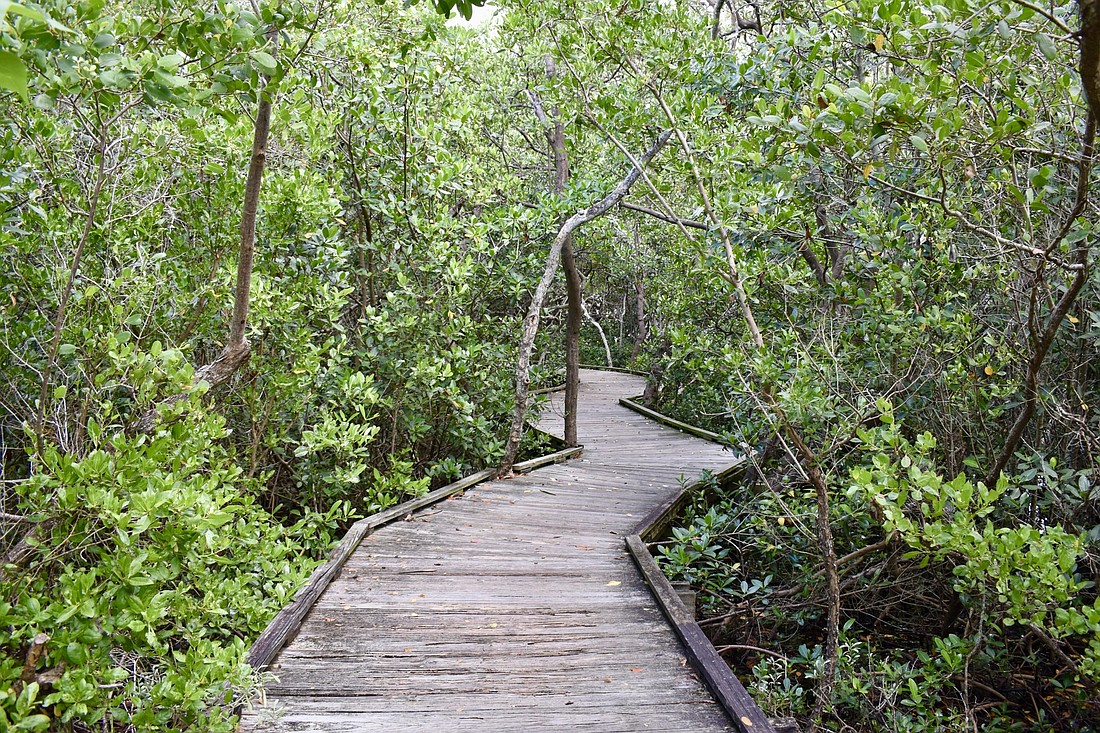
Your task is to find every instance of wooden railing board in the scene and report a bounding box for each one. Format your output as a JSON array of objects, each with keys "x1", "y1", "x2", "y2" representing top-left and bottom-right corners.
[
  {"x1": 578, "y1": 363, "x2": 647, "y2": 376},
  {"x1": 626, "y1": 527, "x2": 774, "y2": 733}
]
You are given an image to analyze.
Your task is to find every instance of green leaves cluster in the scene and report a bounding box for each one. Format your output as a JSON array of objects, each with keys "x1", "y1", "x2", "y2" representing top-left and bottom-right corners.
[{"x1": 852, "y1": 404, "x2": 1100, "y2": 675}]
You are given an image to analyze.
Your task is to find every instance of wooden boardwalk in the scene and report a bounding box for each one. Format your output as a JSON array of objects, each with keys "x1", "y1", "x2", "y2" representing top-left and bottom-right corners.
[{"x1": 241, "y1": 369, "x2": 743, "y2": 732}]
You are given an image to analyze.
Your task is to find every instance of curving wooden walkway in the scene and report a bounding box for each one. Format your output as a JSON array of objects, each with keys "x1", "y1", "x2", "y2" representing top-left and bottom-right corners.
[{"x1": 241, "y1": 369, "x2": 743, "y2": 731}]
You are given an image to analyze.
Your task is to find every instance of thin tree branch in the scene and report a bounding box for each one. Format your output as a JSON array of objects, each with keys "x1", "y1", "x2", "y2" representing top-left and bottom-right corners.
[{"x1": 620, "y1": 200, "x2": 709, "y2": 230}]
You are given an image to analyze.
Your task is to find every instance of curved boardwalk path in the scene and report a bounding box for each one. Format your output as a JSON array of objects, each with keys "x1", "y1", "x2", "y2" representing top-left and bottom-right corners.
[{"x1": 241, "y1": 369, "x2": 740, "y2": 732}]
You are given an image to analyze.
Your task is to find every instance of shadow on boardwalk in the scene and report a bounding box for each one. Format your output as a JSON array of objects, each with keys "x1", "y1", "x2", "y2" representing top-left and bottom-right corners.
[{"x1": 241, "y1": 369, "x2": 741, "y2": 732}]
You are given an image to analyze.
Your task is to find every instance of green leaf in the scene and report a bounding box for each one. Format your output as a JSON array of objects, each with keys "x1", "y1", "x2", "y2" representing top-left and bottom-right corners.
[
  {"x1": 57, "y1": 343, "x2": 76, "y2": 355},
  {"x1": 2, "y1": 1, "x2": 44, "y2": 23},
  {"x1": 99, "y1": 68, "x2": 133, "y2": 89},
  {"x1": 0, "y1": 50, "x2": 28, "y2": 101},
  {"x1": 14, "y1": 715, "x2": 50, "y2": 732},
  {"x1": 250, "y1": 50, "x2": 277, "y2": 75},
  {"x1": 1037, "y1": 33, "x2": 1057, "y2": 61},
  {"x1": 157, "y1": 53, "x2": 183, "y2": 72},
  {"x1": 3, "y1": 2, "x2": 70, "y2": 32},
  {"x1": 909, "y1": 134, "x2": 928, "y2": 153}
]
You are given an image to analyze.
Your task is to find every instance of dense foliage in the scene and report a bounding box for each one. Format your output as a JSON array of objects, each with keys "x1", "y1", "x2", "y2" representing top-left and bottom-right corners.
[
  {"x1": 0, "y1": 0, "x2": 554, "y2": 728},
  {"x1": 1, "y1": 0, "x2": 1098, "y2": 730}
]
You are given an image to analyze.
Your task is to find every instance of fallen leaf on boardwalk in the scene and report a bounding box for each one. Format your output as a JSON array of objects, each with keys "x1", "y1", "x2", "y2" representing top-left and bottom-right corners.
[
  {"x1": 607, "y1": 581, "x2": 621, "y2": 586},
  {"x1": 323, "y1": 617, "x2": 335, "y2": 623},
  {"x1": 603, "y1": 677, "x2": 612, "y2": 683},
  {"x1": 630, "y1": 667, "x2": 643, "y2": 673},
  {"x1": 404, "y1": 514, "x2": 414, "y2": 521},
  {"x1": 488, "y1": 623, "x2": 498, "y2": 628},
  {"x1": 471, "y1": 540, "x2": 479, "y2": 544},
  {"x1": 540, "y1": 489, "x2": 556, "y2": 495},
  {"x1": 575, "y1": 545, "x2": 593, "y2": 550}
]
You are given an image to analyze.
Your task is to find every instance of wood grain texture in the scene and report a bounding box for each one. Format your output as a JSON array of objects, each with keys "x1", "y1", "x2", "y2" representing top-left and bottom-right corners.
[{"x1": 240, "y1": 369, "x2": 760, "y2": 731}]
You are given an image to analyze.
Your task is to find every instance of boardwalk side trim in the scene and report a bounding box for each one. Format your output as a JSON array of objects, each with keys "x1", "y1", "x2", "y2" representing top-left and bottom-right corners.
[
  {"x1": 246, "y1": 443, "x2": 582, "y2": 671},
  {"x1": 619, "y1": 395, "x2": 725, "y2": 443},
  {"x1": 577, "y1": 362, "x2": 647, "y2": 376},
  {"x1": 619, "y1": 400, "x2": 774, "y2": 733},
  {"x1": 626, "y1": 534, "x2": 773, "y2": 733}
]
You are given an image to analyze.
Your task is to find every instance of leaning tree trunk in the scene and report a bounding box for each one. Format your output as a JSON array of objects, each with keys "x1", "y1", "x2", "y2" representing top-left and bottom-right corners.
[
  {"x1": 134, "y1": 34, "x2": 277, "y2": 434},
  {"x1": 498, "y1": 130, "x2": 672, "y2": 474},
  {"x1": 582, "y1": 297, "x2": 614, "y2": 367}
]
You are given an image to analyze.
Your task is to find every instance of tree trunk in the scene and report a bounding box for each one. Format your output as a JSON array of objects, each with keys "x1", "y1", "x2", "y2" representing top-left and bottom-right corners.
[
  {"x1": 499, "y1": 130, "x2": 672, "y2": 474},
  {"x1": 563, "y1": 237, "x2": 581, "y2": 447},
  {"x1": 630, "y1": 277, "x2": 647, "y2": 361},
  {"x1": 582, "y1": 296, "x2": 614, "y2": 367},
  {"x1": 343, "y1": 126, "x2": 377, "y2": 316},
  {"x1": 984, "y1": 2, "x2": 1100, "y2": 485},
  {"x1": 33, "y1": 126, "x2": 110, "y2": 456},
  {"x1": 530, "y1": 80, "x2": 581, "y2": 447},
  {"x1": 134, "y1": 40, "x2": 276, "y2": 434},
  {"x1": 983, "y1": 117, "x2": 1094, "y2": 487}
]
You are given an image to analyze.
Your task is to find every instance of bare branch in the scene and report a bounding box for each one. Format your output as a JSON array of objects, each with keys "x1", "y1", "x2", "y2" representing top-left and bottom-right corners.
[{"x1": 620, "y1": 200, "x2": 709, "y2": 230}]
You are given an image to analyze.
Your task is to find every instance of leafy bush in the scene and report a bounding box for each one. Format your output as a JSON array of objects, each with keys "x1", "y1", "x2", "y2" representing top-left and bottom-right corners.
[{"x1": 0, "y1": 378, "x2": 342, "y2": 729}]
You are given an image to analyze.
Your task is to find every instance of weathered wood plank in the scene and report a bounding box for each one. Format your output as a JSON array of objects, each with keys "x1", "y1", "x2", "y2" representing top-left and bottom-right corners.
[
  {"x1": 246, "y1": 445, "x2": 582, "y2": 671},
  {"x1": 619, "y1": 395, "x2": 727, "y2": 442},
  {"x1": 577, "y1": 363, "x2": 648, "y2": 376},
  {"x1": 240, "y1": 369, "x2": 766, "y2": 732},
  {"x1": 626, "y1": 536, "x2": 774, "y2": 733}
]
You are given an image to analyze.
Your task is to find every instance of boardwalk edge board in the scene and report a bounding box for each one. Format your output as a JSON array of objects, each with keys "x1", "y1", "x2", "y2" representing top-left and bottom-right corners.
[
  {"x1": 244, "y1": 440, "x2": 583, "y2": 674},
  {"x1": 577, "y1": 362, "x2": 648, "y2": 376},
  {"x1": 626, "y1": 489, "x2": 777, "y2": 733},
  {"x1": 618, "y1": 397, "x2": 778, "y2": 733},
  {"x1": 530, "y1": 382, "x2": 566, "y2": 396},
  {"x1": 619, "y1": 395, "x2": 727, "y2": 443}
]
